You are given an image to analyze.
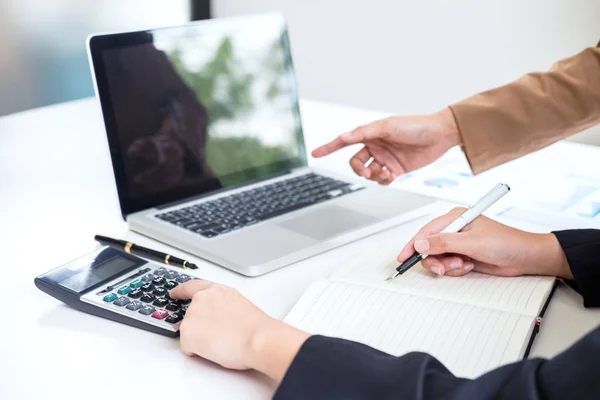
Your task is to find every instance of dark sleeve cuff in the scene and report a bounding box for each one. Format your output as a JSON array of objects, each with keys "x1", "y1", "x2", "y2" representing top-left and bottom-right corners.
[
  {"x1": 274, "y1": 335, "x2": 465, "y2": 400},
  {"x1": 553, "y1": 230, "x2": 600, "y2": 307}
]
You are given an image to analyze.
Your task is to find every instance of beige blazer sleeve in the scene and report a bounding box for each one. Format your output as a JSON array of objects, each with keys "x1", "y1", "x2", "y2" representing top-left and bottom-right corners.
[{"x1": 449, "y1": 41, "x2": 600, "y2": 174}]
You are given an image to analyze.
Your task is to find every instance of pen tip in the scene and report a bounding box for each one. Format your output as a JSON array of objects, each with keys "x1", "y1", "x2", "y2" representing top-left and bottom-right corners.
[
  {"x1": 385, "y1": 271, "x2": 399, "y2": 281},
  {"x1": 188, "y1": 263, "x2": 198, "y2": 270}
]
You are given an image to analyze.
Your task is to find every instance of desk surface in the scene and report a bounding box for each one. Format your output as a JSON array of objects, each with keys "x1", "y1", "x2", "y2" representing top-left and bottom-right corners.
[{"x1": 2, "y1": 98, "x2": 600, "y2": 399}]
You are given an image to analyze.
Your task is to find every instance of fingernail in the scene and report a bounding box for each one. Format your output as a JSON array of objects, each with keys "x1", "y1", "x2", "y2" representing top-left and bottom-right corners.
[
  {"x1": 340, "y1": 131, "x2": 352, "y2": 138},
  {"x1": 450, "y1": 260, "x2": 462, "y2": 269},
  {"x1": 464, "y1": 262, "x2": 474, "y2": 272},
  {"x1": 414, "y1": 239, "x2": 430, "y2": 252},
  {"x1": 431, "y1": 266, "x2": 444, "y2": 276}
]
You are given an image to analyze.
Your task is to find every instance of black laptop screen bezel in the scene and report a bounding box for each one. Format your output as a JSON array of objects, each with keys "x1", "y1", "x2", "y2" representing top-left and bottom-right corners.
[{"x1": 88, "y1": 16, "x2": 307, "y2": 218}]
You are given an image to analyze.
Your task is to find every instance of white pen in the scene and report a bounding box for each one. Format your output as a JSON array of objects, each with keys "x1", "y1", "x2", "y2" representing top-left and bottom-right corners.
[{"x1": 385, "y1": 183, "x2": 511, "y2": 281}]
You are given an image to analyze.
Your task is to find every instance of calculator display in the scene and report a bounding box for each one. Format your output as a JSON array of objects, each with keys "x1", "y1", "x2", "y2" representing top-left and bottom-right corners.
[{"x1": 59, "y1": 256, "x2": 137, "y2": 292}]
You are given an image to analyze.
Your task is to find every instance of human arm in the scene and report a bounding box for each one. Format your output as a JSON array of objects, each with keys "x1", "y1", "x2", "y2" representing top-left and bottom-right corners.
[
  {"x1": 277, "y1": 223, "x2": 600, "y2": 399},
  {"x1": 451, "y1": 43, "x2": 600, "y2": 173},
  {"x1": 553, "y1": 229, "x2": 600, "y2": 307},
  {"x1": 170, "y1": 233, "x2": 600, "y2": 399},
  {"x1": 312, "y1": 42, "x2": 600, "y2": 181},
  {"x1": 397, "y1": 208, "x2": 600, "y2": 309},
  {"x1": 170, "y1": 218, "x2": 600, "y2": 398}
]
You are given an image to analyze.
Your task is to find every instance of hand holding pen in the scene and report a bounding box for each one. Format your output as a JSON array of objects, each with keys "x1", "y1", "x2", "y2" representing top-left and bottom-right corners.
[{"x1": 387, "y1": 183, "x2": 510, "y2": 281}]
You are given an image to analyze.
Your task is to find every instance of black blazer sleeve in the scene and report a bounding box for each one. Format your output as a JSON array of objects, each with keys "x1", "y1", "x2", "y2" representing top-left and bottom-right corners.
[
  {"x1": 275, "y1": 230, "x2": 600, "y2": 400},
  {"x1": 553, "y1": 229, "x2": 600, "y2": 307}
]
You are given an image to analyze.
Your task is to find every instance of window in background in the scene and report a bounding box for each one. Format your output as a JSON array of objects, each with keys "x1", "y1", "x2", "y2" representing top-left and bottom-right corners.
[{"x1": 0, "y1": 0, "x2": 198, "y2": 116}]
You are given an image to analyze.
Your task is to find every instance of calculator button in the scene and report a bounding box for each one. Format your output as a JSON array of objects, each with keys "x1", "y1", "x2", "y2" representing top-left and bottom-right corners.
[
  {"x1": 141, "y1": 283, "x2": 154, "y2": 292},
  {"x1": 117, "y1": 286, "x2": 131, "y2": 295},
  {"x1": 176, "y1": 274, "x2": 191, "y2": 283},
  {"x1": 180, "y1": 298, "x2": 192, "y2": 305},
  {"x1": 165, "y1": 302, "x2": 181, "y2": 311},
  {"x1": 153, "y1": 298, "x2": 169, "y2": 307},
  {"x1": 151, "y1": 309, "x2": 169, "y2": 319},
  {"x1": 129, "y1": 279, "x2": 143, "y2": 288},
  {"x1": 113, "y1": 297, "x2": 131, "y2": 307},
  {"x1": 153, "y1": 287, "x2": 167, "y2": 297},
  {"x1": 154, "y1": 267, "x2": 167, "y2": 276},
  {"x1": 165, "y1": 270, "x2": 179, "y2": 280},
  {"x1": 141, "y1": 273, "x2": 156, "y2": 283},
  {"x1": 128, "y1": 289, "x2": 143, "y2": 299},
  {"x1": 140, "y1": 294, "x2": 156, "y2": 303},
  {"x1": 103, "y1": 293, "x2": 118, "y2": 302},
  {"x1": 126, "y1": 301, "x2": 143, "y2": 311},
  {"x1": 152, "y1": 277, "x2": 167, "y2": 286},
  {"x1": 165, "y1": 313, "x2": 184, "y2": 324},
  {"x1": 164, "y1": 281, "x2": 178, "y2": 290},
  {"x1": 139, "y1": 305, "x2": 155, "y2": 315}
]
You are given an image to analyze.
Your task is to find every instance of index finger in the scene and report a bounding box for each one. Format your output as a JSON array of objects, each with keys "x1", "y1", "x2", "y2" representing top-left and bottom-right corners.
[
  {"x1": 311, "y1": 137, "x2": 348, "y2": 158},
  {"x1": 312, "y1": 120, "x2": 387, "y2": 158},
  {"x1": 397, "y1": 208, "x2": 466, "y2": 262},
  {"x1": 170, "y1": 279, "x2": 214, "y2": 299}
]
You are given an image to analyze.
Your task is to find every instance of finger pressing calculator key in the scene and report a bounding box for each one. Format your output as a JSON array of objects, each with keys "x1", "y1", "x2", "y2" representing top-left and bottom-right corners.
[{"x1": 35, "y1": 247, "x2": 191, "y2": 337}]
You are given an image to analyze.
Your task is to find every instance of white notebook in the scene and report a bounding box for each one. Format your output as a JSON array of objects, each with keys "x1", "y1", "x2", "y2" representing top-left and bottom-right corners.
[{"x1": 285, "y1": 243, "x2": 556, "y2": 378}]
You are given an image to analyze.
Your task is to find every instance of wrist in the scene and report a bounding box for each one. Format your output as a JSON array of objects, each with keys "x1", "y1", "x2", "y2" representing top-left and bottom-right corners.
[
  {"x1": 526, "y1": 233, "x2": 573, "y2": 279},
  {"x1": 434, "y1": 107, "x2": 461, "y2": 148},
  {"x1": 246, "y1": 317, "x2": 310, "y2": 382}
]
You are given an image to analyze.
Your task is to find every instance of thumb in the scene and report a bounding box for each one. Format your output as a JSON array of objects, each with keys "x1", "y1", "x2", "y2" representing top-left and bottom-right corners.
[
  {"x1": 170, "y1": 279, "x2": 214, "y2": 299},
  {"x1": 414, "y1": 232, "x2": 476, "y2": 257},
  {"x1": 397, "y1": 207, "x2": 467, "y2": 262}
]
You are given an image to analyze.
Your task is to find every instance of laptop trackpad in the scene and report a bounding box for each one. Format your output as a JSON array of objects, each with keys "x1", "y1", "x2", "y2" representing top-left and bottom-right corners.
[{"x1": 277, "y1": 206, "x2": 379, "y2": 241}]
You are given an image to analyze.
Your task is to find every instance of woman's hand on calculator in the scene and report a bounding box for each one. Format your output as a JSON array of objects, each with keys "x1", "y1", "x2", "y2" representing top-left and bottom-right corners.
[{"x1": 171, "y1": 281, "x2": 310, "y2": 381}]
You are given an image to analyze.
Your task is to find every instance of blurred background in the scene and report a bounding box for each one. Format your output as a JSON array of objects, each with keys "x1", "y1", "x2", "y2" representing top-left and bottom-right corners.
[{"x1": 1, "y1": 0, "x2": 600, "y2": 142}]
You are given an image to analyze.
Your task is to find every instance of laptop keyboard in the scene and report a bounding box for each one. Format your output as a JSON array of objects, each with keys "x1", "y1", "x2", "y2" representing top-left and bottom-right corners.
[{"x1": 155, "y1": 173, "x2": 364, "y2": 239}]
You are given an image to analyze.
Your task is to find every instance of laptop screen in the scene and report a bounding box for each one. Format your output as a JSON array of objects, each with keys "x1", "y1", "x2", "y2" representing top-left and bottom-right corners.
[{"x1": 89, "y1": 15, "x2": 306, "y2": 217}]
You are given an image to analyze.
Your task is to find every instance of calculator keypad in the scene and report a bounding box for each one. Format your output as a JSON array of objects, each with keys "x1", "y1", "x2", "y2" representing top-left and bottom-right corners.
[
  {"x1": 85, "y1": 265, "x2": 197, "y2": 332},
  {"x1": 139, "y1": 305, "x2": 155, "y2": 315},
  {"x1": 113, "y1": 297, "x2": 131, "y2": 307},
  {"x1": 140, "y1": 294, "x2": 156, "y2": 303},
  {"x1": 153, "y1": 298, "x2": 169, "y2": 308},
  {"x1": 126, "y1": 301, "x2": 143, "y2": 311},
  {"x1": 141, "y1": 283, "x2": 154, "y2": 292},
  {"x1": 128, "y1": 289, "x2": 144, "y2": 299}
]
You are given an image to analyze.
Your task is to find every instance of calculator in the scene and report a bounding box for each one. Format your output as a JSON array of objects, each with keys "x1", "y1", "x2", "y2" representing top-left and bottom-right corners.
[{"x1": 35, "y1": 246, "x2": 196, "y2": 337}]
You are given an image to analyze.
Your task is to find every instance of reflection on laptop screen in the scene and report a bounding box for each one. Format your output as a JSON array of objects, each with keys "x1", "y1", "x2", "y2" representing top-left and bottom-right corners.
[{"x1": 96, "y1": 16, "x2": 306, "y2": 214}]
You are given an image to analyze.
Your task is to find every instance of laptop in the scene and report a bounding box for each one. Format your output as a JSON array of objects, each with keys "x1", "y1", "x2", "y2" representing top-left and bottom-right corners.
[{"x1": 87, "y1": 14, "x2": 436, "y2": 276}]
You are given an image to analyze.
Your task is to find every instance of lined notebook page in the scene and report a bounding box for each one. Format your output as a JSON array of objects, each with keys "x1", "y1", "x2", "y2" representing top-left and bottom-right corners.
[
  {"x1": 285, "y1": 279, "x2": 534, "y2": 378},
  {"x1": 331, "y1": 244, "x2": 555, "y2": 317}
]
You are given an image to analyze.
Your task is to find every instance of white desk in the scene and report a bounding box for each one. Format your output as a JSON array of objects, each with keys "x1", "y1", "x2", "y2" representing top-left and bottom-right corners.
[{"x1": 1, "y1": 98, "x2": 600, "y2": 399}]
